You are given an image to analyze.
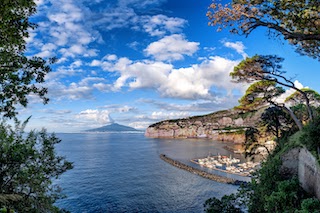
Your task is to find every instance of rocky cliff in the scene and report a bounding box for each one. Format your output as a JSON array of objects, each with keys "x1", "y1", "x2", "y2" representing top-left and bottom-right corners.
[{"x1": 145, "y1": 108, "x2": 265, "y2": 143}]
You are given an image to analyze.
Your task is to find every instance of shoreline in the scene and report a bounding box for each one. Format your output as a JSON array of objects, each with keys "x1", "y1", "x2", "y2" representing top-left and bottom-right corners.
[{"x1": 159, "y1": 154, "x2": 247, "y2": 185}]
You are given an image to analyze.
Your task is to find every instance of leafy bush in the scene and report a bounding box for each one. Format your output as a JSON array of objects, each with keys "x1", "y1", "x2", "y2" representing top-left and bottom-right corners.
[
  {"x1": 300, "y1": 116, "x2": 320, "y2": 155},
  {"x1": 0, "y1": 119, "x2": 73, "y2": 212},
  {"x1": 204, "y1": 134, "x2": 320, "y2": 213},
  {"x1": 204, "y1": 194, "x2": 242, "y2": 213},
  {"x1": 296, "y1": 198, "x2": 320, "y2": 213}
]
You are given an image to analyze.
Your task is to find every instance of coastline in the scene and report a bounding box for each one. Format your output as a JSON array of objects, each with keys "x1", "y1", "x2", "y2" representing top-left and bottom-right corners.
[{"x1": 159, "y1": 154, "x2": 247, "y2": 185}]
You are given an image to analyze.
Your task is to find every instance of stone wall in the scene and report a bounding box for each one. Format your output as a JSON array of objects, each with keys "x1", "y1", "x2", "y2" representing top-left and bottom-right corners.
[
  {"x1": 282, "y1": 147, "x2": 320, "y2": 199},
  {"x1": 298, "y1": 148, "x2": 320, "y2": 199}
]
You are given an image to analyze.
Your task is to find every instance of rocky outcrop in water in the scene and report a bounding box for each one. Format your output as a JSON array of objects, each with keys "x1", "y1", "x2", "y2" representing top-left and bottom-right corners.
[{"x1": 145, "y1": 108, "x2": 265, "y2": 143}]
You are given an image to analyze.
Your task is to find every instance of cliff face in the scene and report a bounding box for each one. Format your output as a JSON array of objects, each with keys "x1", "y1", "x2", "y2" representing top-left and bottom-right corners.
[{"x1": 145, "y1": 108, "x2": 265, "y2": 143}]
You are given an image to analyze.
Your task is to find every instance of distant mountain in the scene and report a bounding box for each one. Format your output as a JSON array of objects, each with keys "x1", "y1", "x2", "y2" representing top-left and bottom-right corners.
[{"x1": 86, "y1": 123, "x2": 140, "y2": 132}]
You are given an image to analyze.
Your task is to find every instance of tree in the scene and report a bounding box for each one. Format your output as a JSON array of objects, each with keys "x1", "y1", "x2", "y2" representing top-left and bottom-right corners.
[
  {"x1": 243, "y1": 127, "x2": 271, "y2": 158},
  {"x1": 285, "y1": 88, "x2": 320, "y2": 108},
  {"x1": 236, "y1": 80, "x2": 304, "y2": 130},
  {"x1": 260, "y1": 106, "x2": 295, "y2": 141},
  {"x1": 0, "y1": 119, "x2": 73, "y2": 212},
  {"x1": 0, "y1": 1, "x2": 72, "y2": 212},
  {"x1": 236, "y1": 80, "x2": 284, "y2": 111},
  {"x1": 204, "y1": 194, "x2": 243, "y2": 213},
  {"x1": 231, "y1": 55, "x2": 314, "y2": 125},
  {"x1": 285, "y1": 88, "x2": 320, "y2": 125},
  {"x1": 207, "y1": 0, "x2": 320, "y2": 60},
  {"x1": 0, "y1": 0, "x2": 54, "y2": 118}
]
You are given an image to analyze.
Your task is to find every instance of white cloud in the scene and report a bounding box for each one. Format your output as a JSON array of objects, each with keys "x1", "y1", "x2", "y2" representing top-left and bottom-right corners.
[
  {"x1": 150, "y1": 111, "x2": 190, "y2": 120},
  {"x1": 118, "y1": 0, "x2": 165, "y2": 8},
  {"x1": 117, "y1": 105, "x2": 136, "y2": 112},
  {"x1": 76, "y1": 109, "x2": 114, "y2": 124},
  {"x1": 139, "y1": 98, "x2": 239, "y2": 113},
  {"x1": 144, "y1": 34, "x2": 199, "y2": 61},
  {"x1": 223, "y1": 41, "x2": 248, "y2": 59},
  {"x1": 103, "y1": 54, "x2": 118, "y2": 61},
  {"x1": 45, "y1": 76, "x2": 111, "y2": 100},
  {"x1": 141, "y1": 15, "x2": 187, "y2": 37},
  {"x1": 71, "y1": 60, "x2": 83, "y2": 68},
  {"x1": 93, "y1": 53, "x2": 245, "y2": 100},
  {"x1": 128, "y1": 121, "x2": 151, "y2": 130},
  {"x1": 134, "y1": 111, "x2": 190, "y2": 123},
  {"x1": 94, "y1": 7, "x2": 138, "y2": 31},
  {"x1": 33, "y1": 0, "x2": 100, "y2": 60}
]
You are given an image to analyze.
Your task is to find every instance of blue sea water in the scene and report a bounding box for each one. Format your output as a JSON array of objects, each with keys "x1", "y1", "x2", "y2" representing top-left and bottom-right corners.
[{"x1": 54, "y1": 133, "x2": 242, "y2": 213}]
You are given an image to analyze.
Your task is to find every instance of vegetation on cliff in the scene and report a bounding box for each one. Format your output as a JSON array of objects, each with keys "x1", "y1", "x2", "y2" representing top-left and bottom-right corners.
[
  {"x1": 205, "y1": 120, "x2": 320, "y2": 213},
  {"x1": 204, "y1": 0, "x2": 320, "y2": 211}
]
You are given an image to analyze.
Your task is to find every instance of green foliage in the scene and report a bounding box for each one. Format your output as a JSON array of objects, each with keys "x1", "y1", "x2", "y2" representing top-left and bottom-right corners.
[
  {"x1": 207, "y1": 0, "x2": 320, "y2": 60},
  {"x1": 300, "y1": 116, "x2": 320, "y2": 155},
  {"x1": 286, "y1": 89, "x2": 320, "y2": 104},
  {"x1": 231, "y1": 55, "x2": 314, "y2": 128},
  {"x1": 204, "y1": 194, "x2": 243, "y2": 213},
  {"x1": 0, "y1": 0, "x2": 54, "y2": 118},
  {"x1": 0, "y1": 119, "x2": 73, "y2": 212},
  {"x1": 231, "y1": 55, "x2": 287, "y2": 85},
  {"x1": 205, "y1": 130, "x2": 320, "y2": 213},
  {"x1": 261, "y1": 106, "x2": 296, "y2": 139},
  {"x1": 236, "y1": 80, "x2": 284, "y2": 111},
  {"x1": 264, "y1": 178, "x2": 305, "y2": 212},
  {"x1": 296, "y1": 198, "x2": 320, "y2": 213}
]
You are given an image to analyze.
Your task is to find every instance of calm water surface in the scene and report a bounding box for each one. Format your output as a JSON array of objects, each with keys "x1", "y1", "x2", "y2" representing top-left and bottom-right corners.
[{"x1": 54, "y1": 133, "x2": 242, "y2": 213}]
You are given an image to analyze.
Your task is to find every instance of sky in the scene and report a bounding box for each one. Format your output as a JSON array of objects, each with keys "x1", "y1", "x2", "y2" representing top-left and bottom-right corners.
[{"x1": 18, "y1": 0, "x2": 320, "y2": 132}]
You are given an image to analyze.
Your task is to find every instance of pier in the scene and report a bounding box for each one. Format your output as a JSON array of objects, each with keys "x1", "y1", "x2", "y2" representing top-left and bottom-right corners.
[{"x1": 159, "y1": 154, "x2": 247, "y2": 185}]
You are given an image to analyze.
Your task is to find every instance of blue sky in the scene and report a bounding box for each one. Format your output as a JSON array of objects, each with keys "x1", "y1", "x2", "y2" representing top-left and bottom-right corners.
[{"x1": 19, "y1": 0, "x2": 320, "y2": 132}]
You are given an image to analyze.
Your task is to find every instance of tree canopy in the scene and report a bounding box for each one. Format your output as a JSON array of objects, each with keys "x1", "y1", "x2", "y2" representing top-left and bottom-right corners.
[
  {"x1": 285, "y1": 88, "x2": 320, "y2": 107},
  {"x1": 207, "y1": 0, "x2": 320, "y2": 60},
  {"x1": 0, "y1": 1, "x2": 72, "y2": 212},
  {"x1": 236, "y1": 80, "x2": 284, "y2": 111},
  {"x1": 0, "y1": 120, "x2": 73, "y2": 212},
  {"x1": 231, "y1": 55, "x2": 314, "y2": 123},
  {"x1": 0, "y1": 0, "x2": 53, "y2": 118}
]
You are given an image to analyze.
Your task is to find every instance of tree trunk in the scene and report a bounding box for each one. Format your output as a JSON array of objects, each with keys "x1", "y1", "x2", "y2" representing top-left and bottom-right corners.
[{"x1": 282, "y1": 106, "x2": 303, "y2": 130}]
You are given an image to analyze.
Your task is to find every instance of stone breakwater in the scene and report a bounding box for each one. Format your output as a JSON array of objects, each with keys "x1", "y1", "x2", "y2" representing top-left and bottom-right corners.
[{"x1": 159, "y1": 154, "x2": 246, "y2": 185}]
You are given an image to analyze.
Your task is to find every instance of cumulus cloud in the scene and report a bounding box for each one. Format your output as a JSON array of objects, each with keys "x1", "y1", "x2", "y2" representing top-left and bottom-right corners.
[
  {"x1": 96, "y1": 54, "x2": 245, "y2": 100},
  {"x1": 44, "y1": 77, "x2": 109, "y2": 101},
  {"x1": 141, "y1": 15, "x2": 187, "y2": 37},
  {"x1": 76, "y1": 109, "x2": 114, "y2": 124},
  {"x1": 128, "y1": 121, "x2": 151, "y2": 130},
  {"x1": 223, "y1": 41, "x2": 248, "y2": 58},
  {"x1": 149, "y1": 111, "x2": 190, "y2": 120},
  {"x1": 144, "y1": 34, "x2": 199, "y2": 61},
  {"x1": 33, "y1": 0, "x2": 100, "y2": 60},
  {"x1": 132, "y1": 111, "x2": 191, "y2": 128},
  {"x1": 139, "y1": 98, "x2": 239, "y2": 113},
  {"x1": 100, "y1": 104, "x2": 137, "y2": 113}
]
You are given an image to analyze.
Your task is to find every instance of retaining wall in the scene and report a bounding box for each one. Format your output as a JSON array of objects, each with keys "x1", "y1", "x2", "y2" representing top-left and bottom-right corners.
[{"x1": 282, "y1": 147, "x2": 320, "y2": 199}]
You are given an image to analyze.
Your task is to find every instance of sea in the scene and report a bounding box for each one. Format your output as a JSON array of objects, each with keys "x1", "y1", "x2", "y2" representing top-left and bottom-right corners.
[{"x1": 54, "y1": 132, "x2": 246, "y2": 213}]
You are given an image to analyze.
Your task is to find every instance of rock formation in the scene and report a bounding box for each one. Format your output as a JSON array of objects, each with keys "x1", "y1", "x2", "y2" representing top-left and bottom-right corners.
[{"x1": 145, "y1": 108, "x2": 265, "y2": 143}]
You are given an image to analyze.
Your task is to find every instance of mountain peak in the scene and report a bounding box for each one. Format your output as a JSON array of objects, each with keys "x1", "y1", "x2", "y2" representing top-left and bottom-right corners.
[{"x1": 86, "y1": 123, "x2": 140, "y2": 132}]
